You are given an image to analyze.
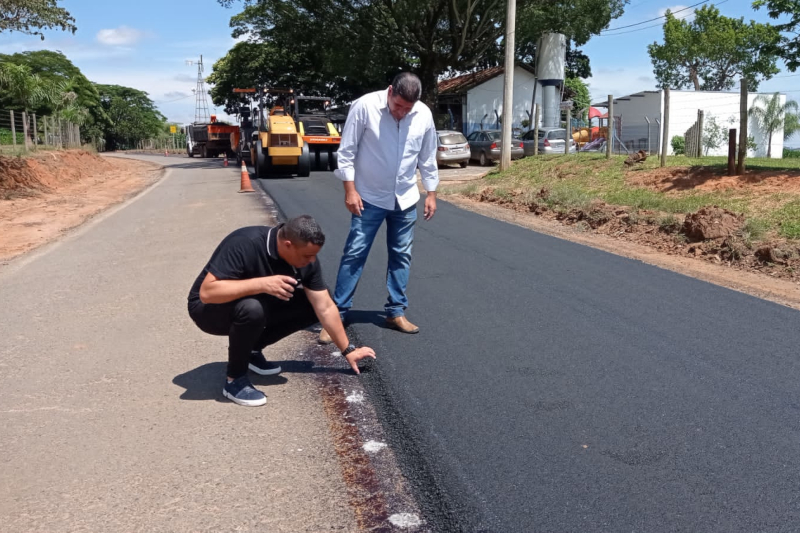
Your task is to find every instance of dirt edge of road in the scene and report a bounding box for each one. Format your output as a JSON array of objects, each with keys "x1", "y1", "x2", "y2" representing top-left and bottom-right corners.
[{"x1": 0, "y1": 150, "x2": 163, "y2": 263}]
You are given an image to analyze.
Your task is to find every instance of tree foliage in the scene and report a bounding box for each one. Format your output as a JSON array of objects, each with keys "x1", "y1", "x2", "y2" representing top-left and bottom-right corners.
[
  {"x1": 754, "y1": 0, "x2": 800, "y2": 71},
  {"x1": 95, "y1": 85, "x2": 165, "y2": 150},
  {"x1": 0, "y1": 62, "x2": 48, "y2": 111},
  {"x1": 563, "y1": 77, "x2": 590, "y2": 119},
  {"x1": 0, "y1": 51, "x2": 108, "y2": 140},
  {"x1": 648, "y1": 5, "x2": 781, "y2": 91},
  {"x1": 213, "y1": 0, "x2": 626, "y2": 109},
  {"x1": 0, "y1": 0, "x2": 76, "y2": 39},
  {"x1": 749, "y1": 92, "x2": 800, "y2": 157}
]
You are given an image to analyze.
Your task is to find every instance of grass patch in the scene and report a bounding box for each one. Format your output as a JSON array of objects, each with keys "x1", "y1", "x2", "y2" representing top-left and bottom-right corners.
[
  {"x1": 444, "y1": 153, "x2": 800, "y2": 241},
  {"x1": 771, "y1": 200, "x2": 800, "y2": 239}
]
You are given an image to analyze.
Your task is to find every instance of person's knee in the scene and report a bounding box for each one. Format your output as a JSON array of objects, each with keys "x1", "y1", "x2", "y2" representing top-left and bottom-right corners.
[
  {"x1": 233, "y1": 298, "x2": 266, "y2": 326},
  {"x1": 342, "y1": 238, "x2": 371, "y2": 261}
]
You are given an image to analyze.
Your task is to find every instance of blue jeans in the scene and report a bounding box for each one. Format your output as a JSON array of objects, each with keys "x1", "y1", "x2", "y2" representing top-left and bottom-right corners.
[{"x1": 333, "y1": 200, "x2": 417, "y2": 319}]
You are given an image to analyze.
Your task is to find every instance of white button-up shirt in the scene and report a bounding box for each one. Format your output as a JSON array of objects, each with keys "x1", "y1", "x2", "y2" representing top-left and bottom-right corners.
[{"x1": 334, "y1": 89, "x2": 439, "y2": 211}]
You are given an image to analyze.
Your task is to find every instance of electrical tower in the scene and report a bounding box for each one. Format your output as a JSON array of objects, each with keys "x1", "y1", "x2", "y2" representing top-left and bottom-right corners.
[{"x1": 186, "y1": 55, "x2": 210, "y2": 123}]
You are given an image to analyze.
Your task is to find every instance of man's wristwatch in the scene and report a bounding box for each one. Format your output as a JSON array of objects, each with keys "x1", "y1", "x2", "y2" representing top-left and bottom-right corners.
[{"x1": 342, "y1": 344, "x2": 357, "y2": 357}]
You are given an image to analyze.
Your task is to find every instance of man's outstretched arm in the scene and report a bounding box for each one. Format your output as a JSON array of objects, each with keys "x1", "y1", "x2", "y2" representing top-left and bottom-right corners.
[{"x1": 305, "y1": 288, "x2": 376, "y2": 374}]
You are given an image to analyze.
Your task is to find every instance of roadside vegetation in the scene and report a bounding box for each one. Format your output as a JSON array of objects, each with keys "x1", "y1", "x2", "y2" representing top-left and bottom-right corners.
[{"x1": 448, "y1": 154, "x2": 800, "y2": 239}]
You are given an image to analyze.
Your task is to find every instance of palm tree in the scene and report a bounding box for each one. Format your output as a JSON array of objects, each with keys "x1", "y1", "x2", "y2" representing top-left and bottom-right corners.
[
  {"x1": 0, "y1": 63, "x2": 50, "y2": 147},
  {"x1": 749, "y1": 92, "x2": 800, "y2": 158},
  {"x1": 0, "y1": 63, "x2": 47, "y2": 111}
]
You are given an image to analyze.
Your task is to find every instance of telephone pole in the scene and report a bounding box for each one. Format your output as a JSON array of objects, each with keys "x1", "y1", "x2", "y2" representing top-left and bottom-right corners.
[{"x1": 500, "y1": 0, "x2": 516, "y2": 171}]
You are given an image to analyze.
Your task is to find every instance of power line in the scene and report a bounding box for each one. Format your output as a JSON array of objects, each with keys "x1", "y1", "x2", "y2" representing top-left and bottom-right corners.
[
  {"x1": 155, "y1": 94, "x2": 193, "y2": 104},
  {"x1": 601, "y1": 0, "x2": 728, "y2": 33},
  {"x1": 596, "y1": 11, "x2": 697, "y2": 36}
]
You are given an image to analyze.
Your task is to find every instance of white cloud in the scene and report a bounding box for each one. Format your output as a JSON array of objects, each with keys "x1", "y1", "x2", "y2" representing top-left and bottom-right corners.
[
  {"x1": 164, "y1": 91, "x2": 190, "y2": 99},
  {"x1": 96, "y1": 26, "x2": 146, "y2": 46},
  {"x1": 3, "y1": 37, "x2": 132, "y2": 60}
]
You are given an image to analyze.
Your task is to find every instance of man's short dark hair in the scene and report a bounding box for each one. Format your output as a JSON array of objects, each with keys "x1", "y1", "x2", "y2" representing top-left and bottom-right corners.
[
  {"x1": 281, "y1": 215, "x2": 325, "y2": 247},
  {"x1": 391, "y1": 72, "x2": 422, "y2": 103}
]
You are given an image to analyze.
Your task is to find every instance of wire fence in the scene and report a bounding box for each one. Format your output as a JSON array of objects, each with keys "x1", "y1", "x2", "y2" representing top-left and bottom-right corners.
[
  {"x1": 130, "y1": 134, "x2": 187, "y2": 154},
  {"x1": 0, "y1": 109, "x2": 91, "y2": 153}
]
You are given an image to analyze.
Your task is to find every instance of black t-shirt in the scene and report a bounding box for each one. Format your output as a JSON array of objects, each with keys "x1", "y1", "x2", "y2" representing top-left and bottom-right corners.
[{"x1": 188, "y1": 224, "x2": 326, "y2": 304}]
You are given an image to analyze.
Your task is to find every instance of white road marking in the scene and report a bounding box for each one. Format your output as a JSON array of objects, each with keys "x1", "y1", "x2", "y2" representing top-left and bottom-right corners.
[
  {"x1": 346, "y1": 390, "x2": 364, "y2": 403},
  {"x1": 362, "y1": 440, "x2": 387, "y2": 453},
  {"x1": 388, "y1": 513, "x2": 422, "y2": 528}
]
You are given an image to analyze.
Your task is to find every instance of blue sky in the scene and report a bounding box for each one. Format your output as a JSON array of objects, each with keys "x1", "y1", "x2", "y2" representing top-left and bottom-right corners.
[{"x1": 0, "y1": 0, "x2": 797, "y2": 130}]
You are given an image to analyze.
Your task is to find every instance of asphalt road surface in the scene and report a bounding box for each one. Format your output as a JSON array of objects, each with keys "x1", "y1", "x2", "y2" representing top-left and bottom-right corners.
[{"x1": 260, "y1": 168, "x2": 800, "y2": 532}]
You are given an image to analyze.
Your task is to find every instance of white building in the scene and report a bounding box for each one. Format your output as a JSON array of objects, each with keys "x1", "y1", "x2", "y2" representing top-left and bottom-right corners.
[
  {"x1": 437, "y1": 65, "x2": 542, "y2": 136},
  {"x1": 591, "y1": 89, "x2": 786, "y2": 158}
]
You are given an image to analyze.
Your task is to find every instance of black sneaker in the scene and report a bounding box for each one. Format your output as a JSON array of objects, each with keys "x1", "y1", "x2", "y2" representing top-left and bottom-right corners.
[
  {"x1": 223, "y1": 376, "x2": 266, "y2": 407},
  {"x1": 249, "y1": 350, "x2": 282, "y2": 376}
]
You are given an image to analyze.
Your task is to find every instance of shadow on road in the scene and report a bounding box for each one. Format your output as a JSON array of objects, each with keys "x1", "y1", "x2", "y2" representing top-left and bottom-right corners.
[
  {"x1": 344, "y1": 309, "x2": 387, "y2": 327},
  {"x1": 173, "y1": 362, "x2": 287, "y2": 401},
  {"x1": 164, "y1": 161, "x2": 239, "y2": 170}
]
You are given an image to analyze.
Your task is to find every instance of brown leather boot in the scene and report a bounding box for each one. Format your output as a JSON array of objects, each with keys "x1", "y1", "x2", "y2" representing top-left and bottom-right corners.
[
  {"x1": 385, "y1": 316, "x2": 420, "y2": 334},
  {"x1": 318, "y1": 328, "x2": 332, "y2": 344}
]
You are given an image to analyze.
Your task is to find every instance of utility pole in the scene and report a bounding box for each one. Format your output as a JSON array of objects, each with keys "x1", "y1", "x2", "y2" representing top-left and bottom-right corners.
[
  {"x1": 606, "y1": 95, "x2": 613, "y2": 159},
  {"x1": 737, "y1": 79, "x2": 748, "y2": 174},
  {"x1": 500, "y1": 0, "x2": 516, "y2": 171},
  {"x1": 661, "y1": 88, "x2": 670, "y2": 167}
]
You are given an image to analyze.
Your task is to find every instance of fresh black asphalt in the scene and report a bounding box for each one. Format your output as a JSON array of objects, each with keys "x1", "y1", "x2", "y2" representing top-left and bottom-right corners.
[{"x1": 257, "y1": 169, "x2": 800, "y2": 532}]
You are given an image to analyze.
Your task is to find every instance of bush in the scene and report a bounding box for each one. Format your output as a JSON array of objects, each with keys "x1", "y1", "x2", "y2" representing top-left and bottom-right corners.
[
  {"x1": 784, "y1": 147, "x2": 800, "y2": 159},
  {"x1": 0, "y1": 128, "x2": 25, "y2": 145},
  {"x1": 671, "y1": 135, "x2": 685, "y2": 155}
]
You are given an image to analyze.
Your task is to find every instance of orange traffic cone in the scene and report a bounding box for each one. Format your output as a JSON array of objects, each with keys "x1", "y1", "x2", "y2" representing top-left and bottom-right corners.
[
  {"x1": 223, "y1": 154, "x2": 228, "y2": 167},
  {"x1": 165, "y1": 149, "x2": 168, "y2": 157},
  {"x1": 238, "y1": 161, "x2": 255, "y2": 193}
]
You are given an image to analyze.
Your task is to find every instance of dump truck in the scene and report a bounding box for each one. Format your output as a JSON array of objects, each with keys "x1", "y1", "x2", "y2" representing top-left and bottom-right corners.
[
  {"x1": 186, "y1": 116, "x2": 239, "y2": 158},
  {"x1": 291, "y1": 96, "x2": 340, "y2": 171},
  {"x1": 250, "y1": 88, "x2": 310, "y2": 179}
]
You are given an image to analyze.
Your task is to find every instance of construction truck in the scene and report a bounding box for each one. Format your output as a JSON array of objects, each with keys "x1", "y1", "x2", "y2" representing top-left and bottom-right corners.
[
  {"x1": 249, "y1": 88, "x2": 310, "y2": 179},
  {"x1": 230, "y1": 88, "x2": 257, "y2": 166},
  {"x1": 291, "y1": 96, "x2": 341, "y2": 171},
  {"x1": 186, "y1": 115, "x2": 239, "y2": 158}
]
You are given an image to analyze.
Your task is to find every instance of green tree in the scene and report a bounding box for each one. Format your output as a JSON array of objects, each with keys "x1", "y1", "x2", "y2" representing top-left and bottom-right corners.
[
  {"x1": 563, "y1": 77, "x2": 590, "y2": 120},
  {"x1": 671, "y1": 135, "x2": 685, "y2": 155},
  {"x1": 648, "y1": 5, "x2": 781, "y2": 91},
  {"x1": 701, "y1": 114, "x2": 726, "y2": 155},
  {"x1": 95, "y1": 84, "x2": 165, "y2": 150},
  {"x1": 754, "y1": 0, "x2": 800, "y2": 71},
  {"x1": 784, "y1": 112, "x2": 800, "y2": 140},
  {"x1": 0, "y1": 0, "x2": 76, "y2": 39},
  {"x1": 0, "y1": 51, "x2": 108, "y2": 141},
  {"x1": 215, "y1": 0, "x2": 409, "y2": 109},
  {"x1": 749, "y1": 92, "x2": 800, "y2": 157},
  {"x1": 217, "y1": 0, "x2": 627, "y2": 107},
  {"x1": 0, "y1": 62, "x2": 48, "y2": 111}
]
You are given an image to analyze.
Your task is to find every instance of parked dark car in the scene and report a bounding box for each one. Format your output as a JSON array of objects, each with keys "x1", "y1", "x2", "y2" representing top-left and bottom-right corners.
[
  {"x1": 466, "y1": 129, "x2": 524, "y2": 166},
  {"x1": 436, "y1": 130, "x2": 470, "y2": 168}
]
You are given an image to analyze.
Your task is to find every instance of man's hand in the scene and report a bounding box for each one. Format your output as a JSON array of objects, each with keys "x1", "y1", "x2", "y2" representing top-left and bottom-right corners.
[
  {"x1": 262, "y1": 275, "x2": 297, "y2": 301},
  {"x1": 345, "y1": 188, "x2": 364, "y2": 216},
  {"x1": 424, "y1": 193, "x2": 437, "y2": 220},
  {"x1": 344, "y1": 346, "x2": 376, "y2": 374}
]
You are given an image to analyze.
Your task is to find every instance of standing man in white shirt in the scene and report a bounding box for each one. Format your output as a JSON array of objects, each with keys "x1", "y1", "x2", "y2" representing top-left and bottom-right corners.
[{"x1": 319, "y1": 72, "x2": 439, "y2": 342}]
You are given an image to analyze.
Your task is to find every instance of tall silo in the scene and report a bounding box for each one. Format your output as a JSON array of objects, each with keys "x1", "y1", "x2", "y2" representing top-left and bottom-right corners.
[{"x1": 536, "y1": 33, "x2": 566, "y2": 128}]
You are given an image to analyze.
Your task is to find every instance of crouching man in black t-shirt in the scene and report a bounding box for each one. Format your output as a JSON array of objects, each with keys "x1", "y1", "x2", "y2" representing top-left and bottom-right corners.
[{"x1": 188, "y1": 215, "x2": 376, "y2": 407}]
